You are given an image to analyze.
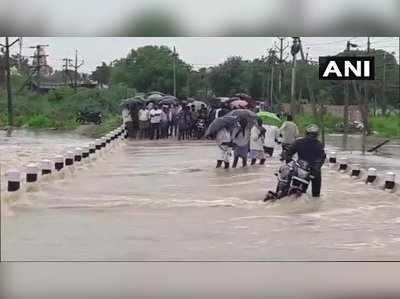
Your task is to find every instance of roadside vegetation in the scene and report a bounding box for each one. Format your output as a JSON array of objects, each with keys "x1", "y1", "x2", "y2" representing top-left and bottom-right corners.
[
  {"x1": 0, "y1": 84, "x2": 133, "y2": 136},
  {"x1": 0, "y1": 44, "x2": 399, "y2": 138}
]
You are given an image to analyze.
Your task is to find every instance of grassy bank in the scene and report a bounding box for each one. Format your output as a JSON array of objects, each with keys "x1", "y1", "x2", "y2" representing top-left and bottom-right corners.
[
  {"x1": 294, "y1": 114, "x2": 343, "y2": 135},
  {"x1": 0, "y1": 85, "x2": 131, "y2": 137},
  {"x1": 294, "y1": 114, "x2": 400, "y2": 138},
  {"x1": 370, "y1": 116, "x2": 400, "y2": 138}
]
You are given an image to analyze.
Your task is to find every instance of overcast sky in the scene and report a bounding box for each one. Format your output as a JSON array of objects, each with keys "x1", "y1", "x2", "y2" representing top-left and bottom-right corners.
[{"x1": 8, "y1": 37, "x2": 399, "y2": 73}]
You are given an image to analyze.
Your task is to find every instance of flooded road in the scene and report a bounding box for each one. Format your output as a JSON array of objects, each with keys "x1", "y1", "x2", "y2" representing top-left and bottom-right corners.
[{"x1": 1, "y1": 130, "x2": 400, "y2": 261}]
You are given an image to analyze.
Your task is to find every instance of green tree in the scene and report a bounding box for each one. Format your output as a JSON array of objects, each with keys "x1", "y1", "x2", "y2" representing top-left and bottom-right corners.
[
  {"x1": 110, "y1": 45, "x2": 191, "y2": 97},
  {"x1": 91, "y1": 62, "x2": 111, "y2": 87}
]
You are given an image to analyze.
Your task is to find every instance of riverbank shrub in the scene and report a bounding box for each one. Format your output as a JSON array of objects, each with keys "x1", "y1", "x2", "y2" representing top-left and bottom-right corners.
[
  {"x1": 25, "y1": 115, "x2": 55, "y2": 128},
  {"x1": 370, "y1": 116, "x2": 400, "y2": 138},
  {"x1": 295, "y1": 114, "x2": 344, "y2": 134},
  {"x1": 0, "y1": 85, "x2": 132, "y2": 130}
]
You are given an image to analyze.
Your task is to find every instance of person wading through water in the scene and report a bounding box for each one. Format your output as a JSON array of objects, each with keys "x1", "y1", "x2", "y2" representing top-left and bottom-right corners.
[
  {"x1": 215, "y1": 127, "x2": 233, "y2": 169},
  {"x1": 231, "y1": 118, "x2": 250, "y2": 168},
  {"x1": 250, "y1": 118, "x2": 266, "y2": 165},
  {"x1": 279, "y1": 114, "x2": 299, "y2": 161}
]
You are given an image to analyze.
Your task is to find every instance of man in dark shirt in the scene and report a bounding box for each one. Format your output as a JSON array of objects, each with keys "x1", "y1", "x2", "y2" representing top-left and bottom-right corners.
[{"x1": 285, "y1": 124, "x2": 326, "y2": 197}]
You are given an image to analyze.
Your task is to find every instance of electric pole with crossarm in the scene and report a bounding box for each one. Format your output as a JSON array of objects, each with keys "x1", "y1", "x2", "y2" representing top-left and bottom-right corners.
[
  {"x1": 0, "y1": 37, "x2": 21, "y2": 135},
  {"x1": 72, "y1": 50, "x2": 84, "y2": 93}
]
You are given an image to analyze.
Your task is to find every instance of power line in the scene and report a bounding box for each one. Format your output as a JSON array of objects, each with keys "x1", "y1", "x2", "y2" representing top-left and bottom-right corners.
[{"x1": 301, "y1": 37, "x2": 358, "y2": 47}]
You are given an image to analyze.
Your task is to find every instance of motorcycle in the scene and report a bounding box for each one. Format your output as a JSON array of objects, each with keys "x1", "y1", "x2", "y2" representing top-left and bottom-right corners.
[
  {"x1": 76, "y1": 111, "x2": 103, "y2": 125},
  {"x1": 264, "y1": 159, "x2": 314, "y2": 201}
]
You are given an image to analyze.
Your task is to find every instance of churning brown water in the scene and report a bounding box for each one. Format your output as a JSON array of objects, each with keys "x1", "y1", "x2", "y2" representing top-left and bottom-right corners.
[{"x1": 1, "y1": 130, "x2": 400, "y2": 261}]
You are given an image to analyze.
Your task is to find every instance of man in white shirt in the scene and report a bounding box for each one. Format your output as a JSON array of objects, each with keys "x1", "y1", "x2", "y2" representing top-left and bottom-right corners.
[
  {"x1": 122, "y1": 107, "x2": 133, "y2": 137},
  {"x1": 262, "y1": 123, "x2": 279, "y2": 157},
  {"x1": 279, "y1": 114, "x2": 299, "y2": 160},
  {"x1": 138, "y1": 105, "x2": 149, "y2": 139},
  {"x1": 149, "y1": 104, "x2": 162, "y2": 140},
  {"x1": 122, "y1": 107, "x2": 132, "y2": 125}
]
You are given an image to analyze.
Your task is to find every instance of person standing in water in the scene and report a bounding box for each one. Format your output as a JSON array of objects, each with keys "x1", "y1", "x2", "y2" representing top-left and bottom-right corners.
[
  {"x1": 138, "y1": 104, "x2": 150, "y2": 139},
  {"x1": 279, "y1": 114, "x2": 299, "y2": 160},
  {"x1": 250, "y1": 118, "x2": 266, "y2": 165},
  {"x1": 231, "y1": 118, "x2": 250, "y2": 168},
  {"x1": 215, "y1": 127, "x2": 233, "y2": 169},
  {"x1": 122, "y1": 106, "x2": 132, "y2": 136},
  {"x1": 262, "y1": 120, "x2": 280, "y2": 157},
  {"x1": 149, "y1": 104, "x2": 162, "y2": 140}
]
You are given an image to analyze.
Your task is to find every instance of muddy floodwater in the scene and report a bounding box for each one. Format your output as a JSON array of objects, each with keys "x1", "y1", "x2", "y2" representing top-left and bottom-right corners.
[{"x1": 1, "y1": 130, "x2": 400, "y2": 261}]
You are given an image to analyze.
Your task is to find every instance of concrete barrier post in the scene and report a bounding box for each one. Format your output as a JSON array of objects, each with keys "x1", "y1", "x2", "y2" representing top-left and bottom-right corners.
[
  {"x1": 384, "y1": 172, "x2": 396, "y2": 190},
  {"x1": 339, "y1": 157, "x2": 348, "y2": 172},
  {"x1": 40, "y1": 159, "x2": 53, "y2": 175},
  {"x1": 54, "y1": 155, "x2": 64, "y2": 171},
  {"x1": 329, "y1": 152, "x2": 337, "y2": 164},
  {"x1": 25, "y1": 163, "x2": 39, "y2": 183},
  {"x1": 95, "y1": 139, "x2": 102, "y2": 150},
  {"x1": 65, "y1": 151, "x2": 74, "y2": 166},
  {"x1": 74, "y1": 147, "x2": 82, "y2": 162},
  {"x1": 82, "y1": 146, "x2": 90, "y2": 159},
  {"x1": 89, "y1": 142, "x2": 96, "y2": 154},
  {"x1": 365, "y1": 168, "x2": 377, "y2": 184},
  {"x1": 350, "y1": 164, "x2": 361, "y2": 177},
  {"x1": 6, "y1": 170, "x2": 22, "y2": 192},
  {"x1": 101, "y1": 137, "x2": 107, "y2": 148}
]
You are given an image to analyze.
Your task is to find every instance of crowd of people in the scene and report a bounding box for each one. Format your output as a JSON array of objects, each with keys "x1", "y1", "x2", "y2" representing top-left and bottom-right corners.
[{"x1": 122, "y1": 102, "x2": 209, "y2": 141}]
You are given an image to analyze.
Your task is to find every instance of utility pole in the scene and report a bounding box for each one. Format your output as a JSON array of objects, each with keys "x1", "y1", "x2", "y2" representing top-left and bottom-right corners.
[
  {"x1": 361, "y1": 37, "x2": 371, "y2": 155},
  {"x1": 0, "y1": 37, "x2": 20, "y2": 135},
  {"x1": 342, "y1": 40, "x2": 358, "y2": 150},
  {"x1": 290, "y1": 37, "x2": 301, "y2": 116},
  {"x1": 72, "y1": 50, "x2": 84, "y2": 93},
  {"x1": 268, "y1": 48, "x2": 277, "y2": 109},
  {"x1": 275, "y1": 37, "x2": 289, "y2": 104},
  {"x1": 29, "y1": 44, "x2": 49, "y2": 88},
  {"x1": 62, "y1": 57, "x2": 73, "y2": 85},
  {"x1": 18, "y1": 37, "x2": 23, "y2": 69},
  {"x1": 173, "y1": 46, "x2": 177, "y2": 97},
  {"x1": 382, "y1": 52, "x2": 387, "y2": 115}
]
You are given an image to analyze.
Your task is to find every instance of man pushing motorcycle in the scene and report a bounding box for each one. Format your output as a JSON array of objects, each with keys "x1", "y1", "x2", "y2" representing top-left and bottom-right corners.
[{"x1": 284, "y1": 124, "x2": 326, "y2": 197}]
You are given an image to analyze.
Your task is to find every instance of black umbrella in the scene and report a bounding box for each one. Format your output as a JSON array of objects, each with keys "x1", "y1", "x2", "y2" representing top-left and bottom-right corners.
[
  {"x1": 146, "y1": 93, "x2": 164, "y2": 102},
  {"x1": 234, "y1": 93, "x2": 251, "y2": 99},
  {"x1": 133, "y1": 95, "x2": 146, "y2": 102},
  {"x1": 159, "y1": 95, "x2": 178, "y2": 105},
  {"x1": 206, "y1": 115, "x2": 238, "y2": 137},
  {"x1": 226, "y1": 109, "x2": 257, "y2": 125},
  {"x1": 120, "y1": 98, "x2": 143, "y2": 109},
  {"x1": 146, "y1": 91, "x2": 165, "y2": 97}
]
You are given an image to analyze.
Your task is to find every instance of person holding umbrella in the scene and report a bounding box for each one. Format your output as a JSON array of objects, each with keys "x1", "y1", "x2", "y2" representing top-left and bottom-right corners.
[
  {"x1": 215, "y1": 126, "x2": 233, "y2": 169},
  {"x1": 231, "y1": 118, "x2": 250, "y2": 168},
  {"x1": 250, "y1": 118, "x2": 266, "y2": 165}
]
